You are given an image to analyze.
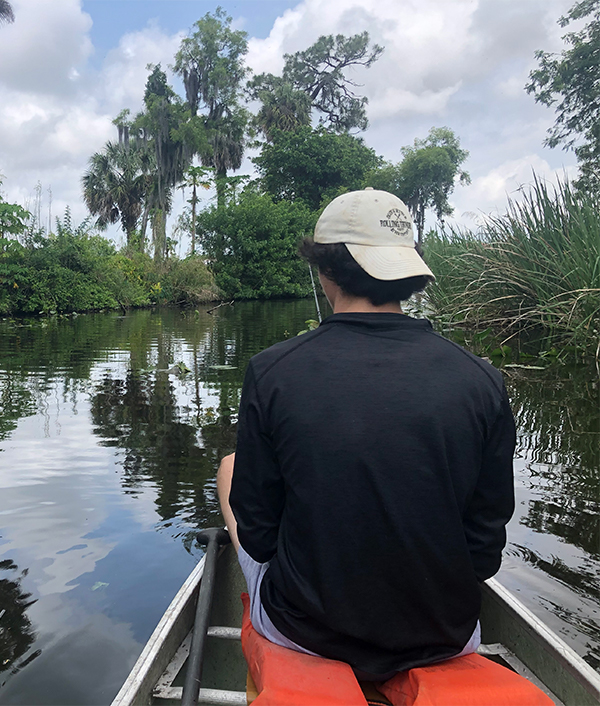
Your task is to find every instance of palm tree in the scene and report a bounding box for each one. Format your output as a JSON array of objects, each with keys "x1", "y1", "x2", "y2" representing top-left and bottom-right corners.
[
  {"x1": 254, "y1": 82, "x2": 311, "y2": 141},
  {"x1": 204, "y1": 109, "x2": 246, "y2": 209},
  {"x1": 180, "y1": 166, "x2": 212, "y2": 255},
  {"x1": 0, "y1": 0, "x2": 14, "y2": 24},
  {"x1": 82, "y1": 141, "x2": 150, "y2": 249}
]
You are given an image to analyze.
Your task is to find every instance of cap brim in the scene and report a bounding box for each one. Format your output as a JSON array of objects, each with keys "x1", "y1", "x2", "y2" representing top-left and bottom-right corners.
[{"x1": 345, "y1": 244, "x2": 435, "y2": 281}]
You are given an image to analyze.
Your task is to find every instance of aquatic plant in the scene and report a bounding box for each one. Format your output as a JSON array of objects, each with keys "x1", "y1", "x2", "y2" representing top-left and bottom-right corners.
[{"x1": 424, "y1": 178, "x2": 600, "y2": 356}]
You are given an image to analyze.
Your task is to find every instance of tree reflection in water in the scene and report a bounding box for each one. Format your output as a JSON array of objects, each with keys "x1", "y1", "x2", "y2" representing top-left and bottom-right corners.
[
  {"x1": 505, "y1": 364, "x2": 600, "y2": 559},
  {"x1": 90, "y1": 369, "x2": 237, "y2": 528},
  {"x1": 1, "y1": 306, "x2": 599, "y2": 676},
  {"x1": 87, "y1": 309, "x2": 244, "y2": 529},
  {"x1": 0, "y1": 559, "x2": 38, "y2": 679},
  {"x1": 87, "y1": 303, "x2": 309, "y2": 532}
]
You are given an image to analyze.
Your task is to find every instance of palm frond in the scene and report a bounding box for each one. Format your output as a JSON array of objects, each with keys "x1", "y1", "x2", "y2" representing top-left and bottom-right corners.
[{"x1": 0, "y1": 0, "x2": 15, "y2": 24}]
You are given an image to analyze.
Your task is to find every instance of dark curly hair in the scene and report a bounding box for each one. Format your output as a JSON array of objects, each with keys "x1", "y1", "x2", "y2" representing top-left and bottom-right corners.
[{"x1": 299, "y1": 239, "x2": 432, "y2": 306}]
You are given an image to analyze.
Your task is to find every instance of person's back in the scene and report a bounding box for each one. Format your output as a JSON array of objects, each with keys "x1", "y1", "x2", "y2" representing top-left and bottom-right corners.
[{"x1": 218, "y1": 188, "x2": 515, "y2": 680}]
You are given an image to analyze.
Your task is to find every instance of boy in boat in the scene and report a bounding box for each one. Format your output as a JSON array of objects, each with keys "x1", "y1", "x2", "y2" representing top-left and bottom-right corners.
[{"x1": 217, "y1": 188, "x2": 516, "y2": 681}]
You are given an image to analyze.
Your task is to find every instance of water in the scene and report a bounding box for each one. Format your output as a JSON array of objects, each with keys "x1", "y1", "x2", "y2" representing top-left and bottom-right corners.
[{"x1": 0, "y1": 303, "x2": 598, "y2": 704}]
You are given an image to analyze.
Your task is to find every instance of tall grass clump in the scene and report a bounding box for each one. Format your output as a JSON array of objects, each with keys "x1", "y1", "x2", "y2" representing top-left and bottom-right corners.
[{"x1": 424, "y1": 178, "x2": 600, "y2": 355}]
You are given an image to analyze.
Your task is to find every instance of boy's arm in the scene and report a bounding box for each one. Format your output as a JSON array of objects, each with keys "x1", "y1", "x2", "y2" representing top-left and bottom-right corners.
[
  {"x1": 229, "y1": 362, "x2": 284, "y2": 563},
  {"x1": 463, "y1": 384, "x2": 516, "y2": 582}
]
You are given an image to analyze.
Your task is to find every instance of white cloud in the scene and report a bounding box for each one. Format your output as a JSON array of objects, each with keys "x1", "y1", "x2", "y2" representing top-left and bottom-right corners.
[
  {"x1": 450, "y1": 155, "x2": 579, "y2": 224},
  {"x1": 0, "y1": 0, "x2": 582, "y2": 238},
  {"x1": 0, "y1": 3, "x2": 183, "y2": 225},
  {"x1": 369, "y1": 84, "x2": 463, "y2": 120},
  {"x1": 0, "y1": 0, "x2": 93, "y2": 95},
  {"x1": 246, "y1": 0, "x2": 574, "y2": 124},
  {"x1": 97, "y1": 21, "x2": 184, "y2": 115},
  {"x1": 247, "y1": 0, "x2": 479, "y2": 119},
  {"x1": 496, "y1": 73, "x2": 531, "y2": 100}
]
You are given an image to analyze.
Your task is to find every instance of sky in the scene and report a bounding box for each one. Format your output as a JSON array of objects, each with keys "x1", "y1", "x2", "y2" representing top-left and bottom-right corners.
[{"x1": 0, "y1": 0, "x2": 580, "y2": 248}]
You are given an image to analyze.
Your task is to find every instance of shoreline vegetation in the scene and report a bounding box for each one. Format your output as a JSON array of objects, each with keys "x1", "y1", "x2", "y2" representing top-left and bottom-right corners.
[
  {"x1": 1, "y1": 5, "x2": 599, "y2": 359},
  {"x1": 424, "y1": 179, "x2": 600, "y2": 360},
  {"x1": 1, "y1": 178, "x2": 599, "y2": 361},
  {"x1": 0, "y1": 208, "x2": 220, "y2": 315}
]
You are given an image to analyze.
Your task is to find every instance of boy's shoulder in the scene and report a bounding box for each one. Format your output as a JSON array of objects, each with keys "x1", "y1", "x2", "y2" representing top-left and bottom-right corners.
[{"x1": 249, "y1": 326, "x2": 329, "y2": 382}]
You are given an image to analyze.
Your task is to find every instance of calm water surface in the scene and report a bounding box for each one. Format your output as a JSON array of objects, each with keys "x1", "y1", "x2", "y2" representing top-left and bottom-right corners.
[{"x1": 0, "y1": 303, "x2": 598, "y2": 704}]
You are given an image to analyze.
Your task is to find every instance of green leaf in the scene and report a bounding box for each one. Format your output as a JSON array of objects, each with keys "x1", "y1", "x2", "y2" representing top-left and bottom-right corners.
[
  {"x1": 473, "y1": 327, "x2": 492, "y2": 342},
  {"x1": 490, "y1": 345, "x2": 512, "y2": 358},
  {"x1": 540, "y1": 347, "x2": 559, "y2": 358}
]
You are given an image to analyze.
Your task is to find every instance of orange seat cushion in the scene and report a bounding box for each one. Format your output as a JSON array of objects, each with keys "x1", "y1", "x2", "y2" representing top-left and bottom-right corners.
[{"x1": 377, "y1": 653, "x2": 555, "y2": 706}]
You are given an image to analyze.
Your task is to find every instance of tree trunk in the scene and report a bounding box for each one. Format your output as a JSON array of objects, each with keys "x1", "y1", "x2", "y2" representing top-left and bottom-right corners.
[
  {"x1": 191, "y1": 183, "x2": 197, "y2": 255},
  {"x1": 152, "y1": 209, "x2": 167, "y2": 263},
  {"x1": 140, "y1": 202, "x2": 150, "y2": 253},
  {"x1": 416, "y1": 203, "x2": 425, "y2": 251},
  {"x1": 216, "y1": 169, "x2": 227, "y2": 210}
]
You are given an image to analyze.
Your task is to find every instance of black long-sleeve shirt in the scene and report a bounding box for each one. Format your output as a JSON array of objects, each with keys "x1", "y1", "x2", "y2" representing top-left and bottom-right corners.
[{"x1": 230, "y1": 313, "x2": 515, "y2": 675}]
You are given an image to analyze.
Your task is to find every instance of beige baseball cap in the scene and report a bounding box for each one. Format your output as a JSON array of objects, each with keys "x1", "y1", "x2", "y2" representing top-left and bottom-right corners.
[{"x1": 314, "y1": 188, "x2": 434, "y2": 281}]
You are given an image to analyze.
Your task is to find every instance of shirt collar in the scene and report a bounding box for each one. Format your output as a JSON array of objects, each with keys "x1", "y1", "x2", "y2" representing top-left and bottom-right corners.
[{"x1": 319, "y1": 312, "x2": 432, "y2": 331}]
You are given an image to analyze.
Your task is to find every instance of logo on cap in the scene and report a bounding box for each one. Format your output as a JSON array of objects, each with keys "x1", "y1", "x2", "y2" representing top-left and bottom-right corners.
[{"x1": 380, "y1": 208, "x2": 411, "y2": 237}]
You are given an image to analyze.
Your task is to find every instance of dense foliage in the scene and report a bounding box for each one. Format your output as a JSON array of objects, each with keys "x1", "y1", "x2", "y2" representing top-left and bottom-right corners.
[
  {"x1": 0, "y1": 200, "x2": 30, "y2": 238},
  {"x1": 173, "y1": 8, "x2": 249, "y2": 208},
  {"x1": 423, "y1": 179, "x2": 600, "y2": 354},
  {"x1": 199, "y1": 191, "x2": 317, "y2": 299},
  {"x1": 253, "y1": 126, "x2": 381, "y2": 209},
  {"x1": 527, "y1": 0, "x2": 600, "y2": 190},
  {"x1": 0, "y1": 209, "x2": 218, "y2": 316}
]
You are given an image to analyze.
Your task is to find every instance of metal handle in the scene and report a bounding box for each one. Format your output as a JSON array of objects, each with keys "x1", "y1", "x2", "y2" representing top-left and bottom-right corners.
[{"x1": 181, "y1": 527, "x2": 231, "y2": 706}]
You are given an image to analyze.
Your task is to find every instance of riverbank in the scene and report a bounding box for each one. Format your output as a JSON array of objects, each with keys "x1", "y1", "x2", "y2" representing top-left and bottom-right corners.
[
  {"x1": 0, "y1": 230, "x2": 219, "y2": 315},
  {"x1": 3, "y1": 179, "x2": 599, "y2": 359}
]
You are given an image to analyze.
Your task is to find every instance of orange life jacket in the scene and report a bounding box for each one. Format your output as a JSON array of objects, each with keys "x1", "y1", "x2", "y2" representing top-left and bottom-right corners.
[
  {"x1": 241, "y1": 592, "x2": 368, "y2": 705},
  {"x1": 240, "y1": 592, "x2": 554, "y2": 706},
  {"x1": 377, "y1": 653, "x2": 555, "y2": 705}
]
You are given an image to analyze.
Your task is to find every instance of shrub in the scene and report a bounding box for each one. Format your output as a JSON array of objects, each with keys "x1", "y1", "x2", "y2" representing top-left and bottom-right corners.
[
  {"x1": 0, "y1": 213, "x2": 217, "y2": 315},
  {"x1": 199, "y1": 192, "x2": 318, "y2": 299},
  {"x1": 159, "y1": 257, "x2": 220, "y2": 306}
]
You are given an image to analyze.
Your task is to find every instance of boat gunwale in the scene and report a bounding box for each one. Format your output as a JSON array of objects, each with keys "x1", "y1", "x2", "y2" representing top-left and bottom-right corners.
[
  {"x1": 111, "y1": 555, "x2": 206, "y2": 706},
  {"x1": 484, "y1": 578, "x2": 600, "y2": 702}
]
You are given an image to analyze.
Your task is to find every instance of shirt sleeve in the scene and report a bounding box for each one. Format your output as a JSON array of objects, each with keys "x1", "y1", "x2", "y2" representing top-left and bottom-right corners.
[
  {"x1": 229, "y1": 361, "x2": 284, "y2": 564},
  {"x1": 463, "y1": 383, "x2": 516, "y2": 582}
]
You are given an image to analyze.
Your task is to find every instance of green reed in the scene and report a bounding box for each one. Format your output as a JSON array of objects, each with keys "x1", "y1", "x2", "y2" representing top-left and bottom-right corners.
[{"x1": 424, "y1": 178, "x2": 600, "y2": 357}]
